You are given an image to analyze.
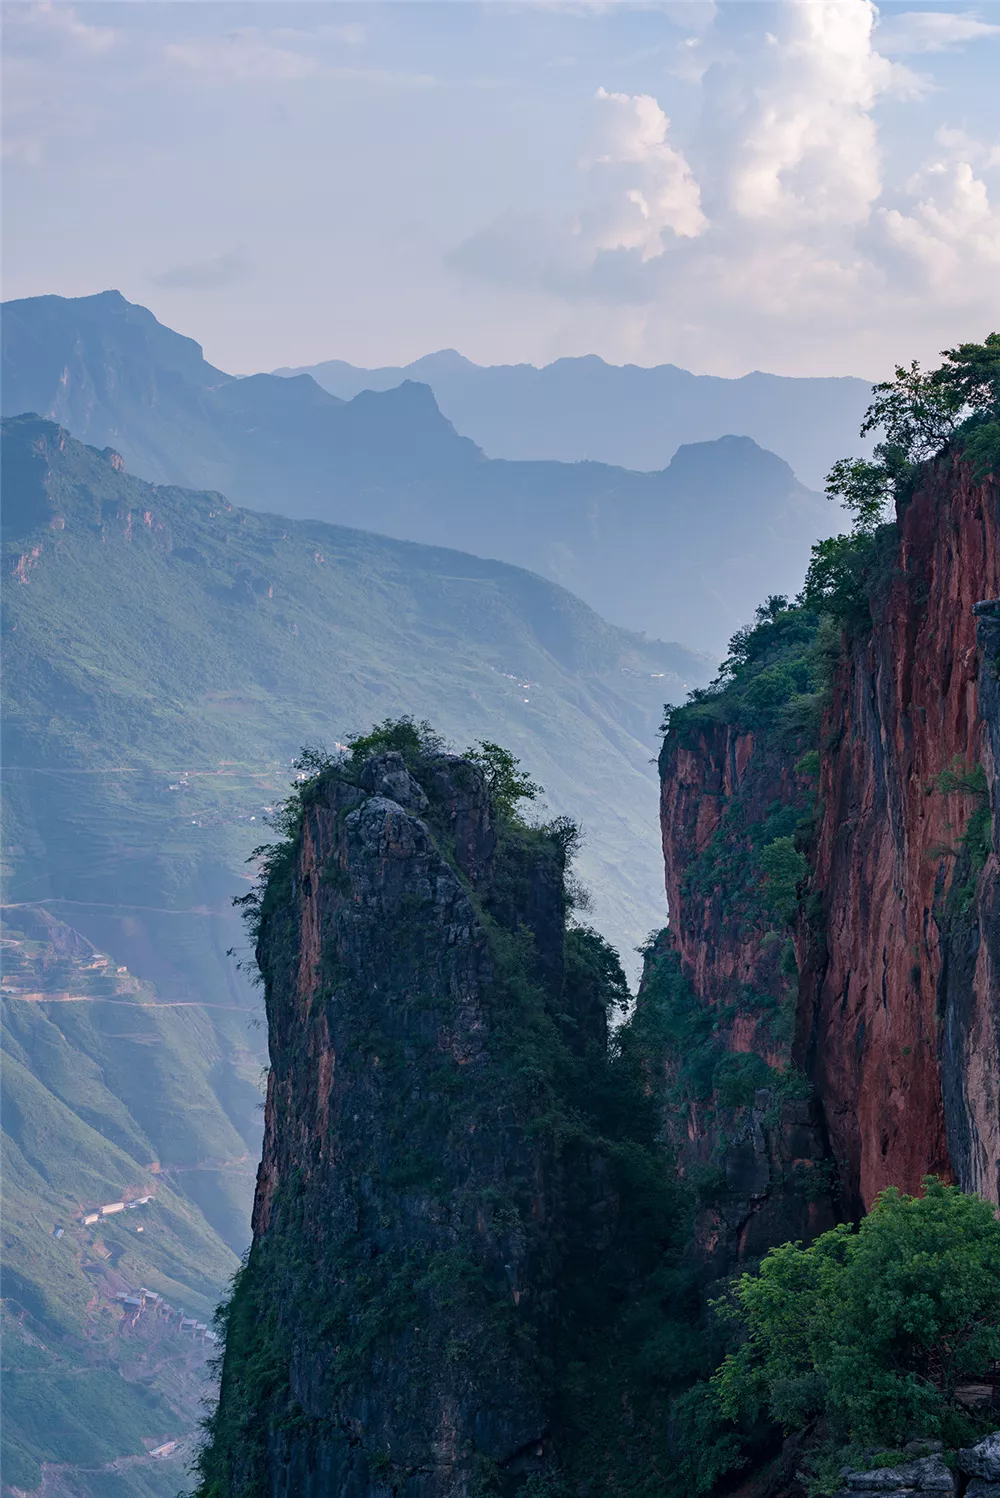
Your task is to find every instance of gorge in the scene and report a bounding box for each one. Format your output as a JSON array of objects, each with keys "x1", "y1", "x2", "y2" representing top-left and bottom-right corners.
[{"x1": 200, "y1": 383, "x2": 1000, "y2": 1495}]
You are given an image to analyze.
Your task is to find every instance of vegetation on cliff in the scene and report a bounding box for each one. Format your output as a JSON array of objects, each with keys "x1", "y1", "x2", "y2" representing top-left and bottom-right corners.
[
  {"x1": 197, "y1": 724, "x2": 718, "y2": 1498},
  {"x1": 715, "y1": 1179, "x2": 1000, "y2": 1447},
  {"x1": 650, "y1": 335, "x2": 999, "y2": 1495},
  {"x1": 804, "y1": 332, "x2": 998, "y2": 631},
  {"x1": 673, "y1": 1180, "x2": 1000, "y2": 1497}
]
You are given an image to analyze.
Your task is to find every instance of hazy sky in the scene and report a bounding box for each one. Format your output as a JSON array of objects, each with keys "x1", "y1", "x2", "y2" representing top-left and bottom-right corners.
[{"x1": 4, "y1": 0, "x2": 1000, "y2": 377}]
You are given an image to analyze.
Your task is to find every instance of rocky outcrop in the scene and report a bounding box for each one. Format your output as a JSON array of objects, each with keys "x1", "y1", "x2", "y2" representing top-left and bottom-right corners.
[
  {"x1": 200, "y1": 746, "x2": 677, "y2": 1498},
  {"x1": 835, "y1": 1454, "x2": 955, "y2": 1498},
  {"x1": 208, "y1": 751, "x2": 568, "y2": 1497},
  {"x1": 652, "y1": 453, "x2": 999, "y2": 1272},
  {"x1": 832, "y1": 1435, "x2": 1000, "y2": 1498},
  {"x1": 800, "y1": 458, "x2": 999, "y2": 1212},
  {"x1": 959, "y1": 1432, "x2": 1000, "y2": 1483}
]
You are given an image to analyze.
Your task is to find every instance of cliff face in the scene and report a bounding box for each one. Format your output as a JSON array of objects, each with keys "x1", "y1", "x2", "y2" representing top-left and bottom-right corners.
[
  {"x1": 210, "y1": 751, "x2": 567, "y2": 1497},
  {"x1": 654, "y1": 455, "x2": 999, "y2": 1264},
  {"x1": 201, "y1": 745, "x2": 689, "y2": 1498},
  {"x1": 801, "y1": 458, "x2": 1000, "y2": 1211},
  {"x1": 652, "y1": 675, "x2": 838, "y2": 1277}
]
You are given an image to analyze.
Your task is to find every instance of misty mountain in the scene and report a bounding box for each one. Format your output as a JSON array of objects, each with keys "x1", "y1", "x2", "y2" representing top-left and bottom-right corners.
[
  {"x1": 3, "y1": 292, "x2": 835, "y2": 654},
  {"x1": 2, "y1": 412, "x2": 712, "y2": 1488},
  {"x1": 276, "y1": 347, "x2": 874, "y2": 491}
]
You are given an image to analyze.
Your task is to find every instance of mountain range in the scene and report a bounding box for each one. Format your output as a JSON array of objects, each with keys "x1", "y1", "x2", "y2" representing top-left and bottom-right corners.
[
  {"x1": 275, "y1": 347, "x2": 873, "y2": 491},
  {"x1": 2, "y1": 291, "x2": 839, "y2": 655},
  {"x1": 1, "y1": 412, "x2": 708, "y2": 1492}
]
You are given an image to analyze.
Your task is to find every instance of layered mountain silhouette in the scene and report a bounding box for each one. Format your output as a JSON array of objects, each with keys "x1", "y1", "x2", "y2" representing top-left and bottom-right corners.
[
  {"x1": 277, "y1": 347, "x2": 873, "y2": 491},
  {"x1": 3, "y1": 292, "x2": 836, "y2": 653},
  {"x1": 2, "y1": 412, "x2": 712, "y2": 1489}
]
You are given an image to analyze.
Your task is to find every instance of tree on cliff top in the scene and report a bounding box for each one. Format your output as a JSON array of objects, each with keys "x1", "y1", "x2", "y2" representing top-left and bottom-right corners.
[
  {"x1": 801, "y1": 334, "x2": 998, "y2": 630},
  {"x1": 712, "y1": 1178, "x2": 1000, "y2": 1446},
  {"x1": 825, "y1": 332, "x2": 1000, "y2": 531}
]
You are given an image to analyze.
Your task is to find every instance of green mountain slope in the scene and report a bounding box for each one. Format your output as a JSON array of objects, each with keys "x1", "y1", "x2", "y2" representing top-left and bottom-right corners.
[
  {"x1": 1, "y1": 414, "x2": 710, "y2": 1493},
  {"x1": 2, "y1": 291, "x2": 831, "y2": 653}
]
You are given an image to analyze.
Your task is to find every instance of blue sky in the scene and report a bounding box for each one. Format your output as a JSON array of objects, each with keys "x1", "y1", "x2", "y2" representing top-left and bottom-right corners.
[{"x1": 4, "y1": 0, "x2": 1000, "y2": 376}]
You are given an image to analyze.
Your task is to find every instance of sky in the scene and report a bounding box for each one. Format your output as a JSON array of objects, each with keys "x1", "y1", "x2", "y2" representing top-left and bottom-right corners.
[{"x1": 3, "y1": 0, "x2": 1000, "y2": 377}]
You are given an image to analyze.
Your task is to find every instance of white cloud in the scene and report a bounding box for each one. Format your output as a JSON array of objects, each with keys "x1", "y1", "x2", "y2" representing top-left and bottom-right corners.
[
  {"x1": 4, "y1": 2, "x2": 117, "y2": 56},
  {"x1": 932, "y1": 125, "x2": 1000, "y2": 170},
  {"x1": 875, "y1": 10, "x2": 1000, "y2": 54},
  {"x1": 714, "y1": 0, "x2": 926, "y2": 228},
  {"x1": 882, "y1": 158, "x2": 1000, "y2": 291},
  {"x1": 450, "y1": 0, "x2": 999, "y2": 372},
  {"x1": 589, "y1": 87, "x2": 706, "y2": 253},
  {"x1": 1, "y1": 6, "x2": 116, "y2": 165},
  {"x1": 164, "y1": 30, "x2": 319, "y2": 84}
]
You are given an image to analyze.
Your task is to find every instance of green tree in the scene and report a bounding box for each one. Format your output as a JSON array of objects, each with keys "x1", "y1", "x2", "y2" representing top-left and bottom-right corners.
[
  {"x1": 713, "y1": 1179, "x2": 1000, "y2": 1444},
  {"x1": 464, "y1": 739, "x2": 542, "y2": 822},
  {"x1": 825, "y1": 333, "x2": 1000, "y2": 530},
  {"x1": 345, "y1": 715, "x2": 443, "y2": 766},
  {"x1": 759, "y1": 836, "x2": 808, "y2": 923}
]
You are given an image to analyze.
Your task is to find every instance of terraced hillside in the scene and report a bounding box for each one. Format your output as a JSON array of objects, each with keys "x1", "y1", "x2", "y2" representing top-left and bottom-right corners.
[{"x1": 1, "y1": 414, "x2": 710, "y2": 1494}]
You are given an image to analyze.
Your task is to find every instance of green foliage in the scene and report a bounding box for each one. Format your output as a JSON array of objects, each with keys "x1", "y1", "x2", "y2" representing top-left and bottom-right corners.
[
  {"x1": 936, "y1": 758, "x2": 989, "y2": 799},
  {"x1": 345, "y1": 715, "x2": 444, "y2": 767},
  {"x1": 960, "y1": 412, "x2": 1000, "y2": 480},
  {"x1": 759, "y1": 836, "x2": 808, "y2": 924},
  {"x1": 667, "y1": 596, "x2": 823, "y2": 742},
  {"x1": 465, "y1": 739, "x2": 543, "y2": 822},
  {"x1": 712, "y1": 1179, "x2": 1000, "y2": 1445},
  {"x1": 825, "y1": 334, "x2": 1000, "y2": 529},
  {"x1": 807, "y1": 334, "x2": 999, "y2": 636},
  {"x1": 801, "y1": 525, "x2": 897, "y2": 633},
  {"x1": 934, "y1": 759, "x2": 994, "y2": 917},
  {"x1": 564, "y1": 924, "x2": 631, "y2": 1018},
  {"x1": 712, "y1": 1051, "x2": 772, "y2": 1109}
]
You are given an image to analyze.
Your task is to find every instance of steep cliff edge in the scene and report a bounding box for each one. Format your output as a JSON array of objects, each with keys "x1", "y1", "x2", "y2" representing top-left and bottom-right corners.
[
  {"x1": 652, "y1": 451, "x2": 999, "y2": 1273},
  {"x1": 802, "y1": 454, "x2": 1000, "y2": 1211},
  {"x1": 198, "y1": 736, "x2": 697, "y2": 1498},
  {"x1": 649, "y1": 601, "x2": 839, "y2": 1277}
]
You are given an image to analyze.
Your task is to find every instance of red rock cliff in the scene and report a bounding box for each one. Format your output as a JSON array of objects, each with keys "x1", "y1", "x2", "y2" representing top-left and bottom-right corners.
[
  {"x1": 655, "y1": 453, "x2": 999, "y2": 1250},
  {"x1": 800, "y1": 456, "x2": 1000, "y2": 1212},
  {"x1": 652, "y1": 638, "x2": 838, "y2": 1274}
]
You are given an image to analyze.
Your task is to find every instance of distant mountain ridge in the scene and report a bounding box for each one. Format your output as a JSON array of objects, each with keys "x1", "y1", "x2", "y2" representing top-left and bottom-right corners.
[
  {"x1": 276, "y1": 347, "x2": 874, "y2": 491},
  {"x1": 1, "y1": 412, "x2": 711, "y2": 1489},
  {"x1": 3, "y1": 291, "x2": 835, "y2": 653}
]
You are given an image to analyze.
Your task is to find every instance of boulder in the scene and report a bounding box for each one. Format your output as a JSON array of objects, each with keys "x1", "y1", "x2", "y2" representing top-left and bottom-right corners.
[
  {"x1": 838, "y1": 1456, "x2": 955, "y2": 1498},
  {"x1": 965, "y1": 1482, "x2": 1000, "y2": 1498},
  {"x1": 958, "y1": 1435, "x2": 1000, "y2": 1481}
]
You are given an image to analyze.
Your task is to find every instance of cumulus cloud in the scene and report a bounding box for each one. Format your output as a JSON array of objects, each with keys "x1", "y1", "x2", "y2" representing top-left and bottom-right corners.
[
  {"x1": 881, "y1": 158, "x2": 1000, "y2": 293},
  {"x1": 875, "y1": 10, "x2": 1000, "y2": 54},
  {"x1": 449, "y1": 0, "x2": 999, "y2": 372},
  {"x1": 589, "y1": 87, "x2": 706, "y2": 253}
]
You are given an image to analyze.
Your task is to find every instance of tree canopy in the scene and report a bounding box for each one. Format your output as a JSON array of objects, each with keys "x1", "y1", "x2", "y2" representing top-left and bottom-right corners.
[
  {"x1": 825, "y1": 332, "x2": 1000, "y2": 531},
  {"x1": 712, "y1": 1178, "x2": 1000, "y2": 1445}
]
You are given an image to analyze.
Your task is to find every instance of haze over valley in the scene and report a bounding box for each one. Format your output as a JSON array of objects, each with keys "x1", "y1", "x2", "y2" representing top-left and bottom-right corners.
[{"x1": 3, "y1": 2, "x2": 999, "y2": 1495}]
